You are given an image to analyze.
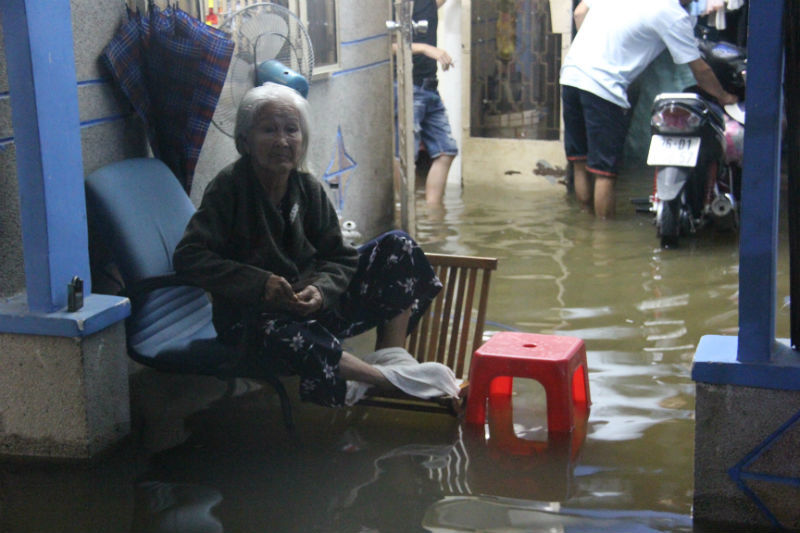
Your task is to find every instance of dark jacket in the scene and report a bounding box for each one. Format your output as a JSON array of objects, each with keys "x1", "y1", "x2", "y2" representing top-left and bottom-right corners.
[{"x1": 173, "y1": 157, "x2": 359, "y2": 339}]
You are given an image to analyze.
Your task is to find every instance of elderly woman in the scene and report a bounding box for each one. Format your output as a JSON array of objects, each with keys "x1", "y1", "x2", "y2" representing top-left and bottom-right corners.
[{"x1": 173, "y1": 83, "x2": 455, "y2": 407}]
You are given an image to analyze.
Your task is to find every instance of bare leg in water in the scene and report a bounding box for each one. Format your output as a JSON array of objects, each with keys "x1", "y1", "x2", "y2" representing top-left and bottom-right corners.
[
  {"x1": 425, "y1": 154, "x2": 454, "y2": 205},
  {"x1": 572, "y1": 161, "x2": 616, "y2": 218}
]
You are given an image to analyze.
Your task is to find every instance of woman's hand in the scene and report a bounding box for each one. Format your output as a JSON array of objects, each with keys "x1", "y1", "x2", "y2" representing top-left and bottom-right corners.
[
  {"x1": 288, "y1": 285, "x2": 323, "y2": 316},
  {"x1": 263, "y1": 274, "x2": 298, "y2": 309}
]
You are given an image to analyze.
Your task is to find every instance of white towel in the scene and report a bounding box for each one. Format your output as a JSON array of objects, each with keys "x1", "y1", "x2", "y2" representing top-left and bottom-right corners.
[{"x1": 345, "y1": 347, "x2": 461, "y2": 406}]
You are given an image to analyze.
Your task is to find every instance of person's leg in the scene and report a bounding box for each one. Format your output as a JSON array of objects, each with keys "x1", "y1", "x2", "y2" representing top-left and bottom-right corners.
[
  {"x1": 561, "y1": 85, "x2": 590, "y2": 207},
  {"x1": 248, "y1": 314, "x2": 353, "y2": 406},
  {"x1": 418, "y1": 88, "x2": 458, "y2": 205},
  {"x1": 572, "y1": 160, "x2": 593, "y2": 211},
  {"x1": 251, "y1": 314, "x2": 403, "y2": 400},
  {"x1": 593, "y1": 176, "x2": 616, "y2": 218},
  {"x1": 339, "y1": 351, "x2": 394, "y2": 390},
  {"x1": 581, "y1": 90, "x2": 629, "y2": 218},
  {"x1": 325, "y1": 230, "x2": 442, "y2": 383},
  {"x1": 376, "y1": 307, "x2": 412, "y2": 349},
  {"x1": 425, "y1": 154, "x2": 454, "y2": 205}
]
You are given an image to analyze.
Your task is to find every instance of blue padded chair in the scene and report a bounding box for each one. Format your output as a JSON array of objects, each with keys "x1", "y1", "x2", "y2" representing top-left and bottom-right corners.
[{"x1": 85, "y1": 158, "x2": 294, "y2": 427}]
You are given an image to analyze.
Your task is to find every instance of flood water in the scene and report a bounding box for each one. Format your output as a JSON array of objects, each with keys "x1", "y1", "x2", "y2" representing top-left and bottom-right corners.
[{"x1": 0, "y1": 167, "x2": 792, "y2": 533}]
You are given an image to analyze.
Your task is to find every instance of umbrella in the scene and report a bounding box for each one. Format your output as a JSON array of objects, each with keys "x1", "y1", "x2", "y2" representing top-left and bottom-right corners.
[{"x1": 102, "y1": 3, "x2": 234, "y2": 192}]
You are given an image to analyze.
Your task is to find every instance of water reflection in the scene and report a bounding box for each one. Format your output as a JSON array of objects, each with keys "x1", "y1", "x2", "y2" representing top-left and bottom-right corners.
[
  {"x1": 131, "y1": 389, "x2": 588, "y2": 533},
  {"x1": 132, "y1": 482, "x2": 223, "y2": 533},
  {"x1": 469, "y1": 395, "x2": 588, "y2": 502},
  {"x1": 423, "y1": 498, "x2": 694, "y2": 532}
]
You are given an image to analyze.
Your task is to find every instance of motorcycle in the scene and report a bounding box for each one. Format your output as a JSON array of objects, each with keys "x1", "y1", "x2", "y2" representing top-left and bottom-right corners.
[{"x1": 646, "y1": 36, "x2": 746, "y2": 248}]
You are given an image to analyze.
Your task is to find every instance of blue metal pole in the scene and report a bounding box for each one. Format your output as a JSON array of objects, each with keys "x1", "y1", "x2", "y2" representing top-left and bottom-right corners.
[
  {"x1": 737, "y1": 0, "x2": 785, "y2": 362},
  {"x1": 0, "y1": 0, "x2": 91, "y2": 313}
]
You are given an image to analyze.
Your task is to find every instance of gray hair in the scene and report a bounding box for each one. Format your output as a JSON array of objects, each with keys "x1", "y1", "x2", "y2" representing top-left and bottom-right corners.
[{"x1": 234, "y1": 82, "x2": 311, "y2": 170}]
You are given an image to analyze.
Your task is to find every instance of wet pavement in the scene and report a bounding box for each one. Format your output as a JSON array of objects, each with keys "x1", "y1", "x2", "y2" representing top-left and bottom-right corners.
[{"x1": 0, "y1": 166, "x2": 791, "y2": 532}]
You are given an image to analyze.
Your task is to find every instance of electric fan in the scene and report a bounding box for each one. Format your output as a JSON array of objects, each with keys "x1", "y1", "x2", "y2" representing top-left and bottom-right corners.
[{"x1": 212, "y1": 2, "x2": 315, "y2": 137}]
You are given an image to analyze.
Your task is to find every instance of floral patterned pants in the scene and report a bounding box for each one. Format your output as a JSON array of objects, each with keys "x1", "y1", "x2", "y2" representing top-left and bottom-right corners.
[{"x1": 249, "y1": 230, "x2": 442, "y2": 407}]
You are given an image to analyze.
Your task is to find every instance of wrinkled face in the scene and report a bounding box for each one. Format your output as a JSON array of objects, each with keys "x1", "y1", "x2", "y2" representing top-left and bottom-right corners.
[{"x1": 246, "y1": 101, "x2": 303, "y2": 177}]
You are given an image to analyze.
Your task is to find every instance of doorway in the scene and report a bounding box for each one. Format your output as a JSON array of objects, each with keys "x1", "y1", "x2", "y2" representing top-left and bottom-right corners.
[{"x1": 459, "y1": 0, "x2": 573, "y2": 185}]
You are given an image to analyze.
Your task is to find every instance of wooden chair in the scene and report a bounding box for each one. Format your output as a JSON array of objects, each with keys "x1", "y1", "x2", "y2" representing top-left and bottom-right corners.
[{"x1": 358, "y1": 252, "x2": 499, "y2": 414}]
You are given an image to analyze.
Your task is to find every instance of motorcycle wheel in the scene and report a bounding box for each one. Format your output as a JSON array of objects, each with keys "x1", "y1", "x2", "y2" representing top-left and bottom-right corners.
[{"x1": 658, "y1": 199, "x2": 681, "y2": 248}]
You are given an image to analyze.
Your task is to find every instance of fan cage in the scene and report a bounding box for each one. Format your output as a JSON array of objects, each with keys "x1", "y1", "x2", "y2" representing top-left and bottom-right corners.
[{"x1": 212, "y1": 2, "x2": 315, "y2": 137}]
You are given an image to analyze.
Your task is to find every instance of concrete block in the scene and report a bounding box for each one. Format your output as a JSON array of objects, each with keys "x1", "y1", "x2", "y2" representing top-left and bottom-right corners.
[
  {"x1": 77, "y1": 82, "x2": 129, "y2": 125},
  {"x1": 0, "y1": 18, "x2": 7, "y2": 93},
  {"x1": 71, "y1": 0, "x2": 128, "y2": 82},
  {"x1": 0, "y1": 96, "x2": 11, "y2": 139},
  {"x1": 0, "y1": 142, "x2": 25, "y2": 297},
  {"x1": 0, "y1": 322, "x2": 130, "y2": 458},
  {"x1": 339, "y1": 0, "x2": 390, "y2": 44},
  {"x1": 339, "y1": 23, "x2": 391, "y2": 72},
  {"x1": 694, "y1": 382, "x2": 800, "y2": 530},
  {"x1": 307, "y1": 67, "x2": 394, "y2": 240},
  {"x1": 80, "y1": 118, "x2": 148, "y2": 176}
]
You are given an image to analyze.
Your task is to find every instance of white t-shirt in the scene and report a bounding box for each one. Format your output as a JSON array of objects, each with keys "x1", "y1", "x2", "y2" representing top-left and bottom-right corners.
[{"x1": 560, "y1": 0, "x2": 700, "y2": 108}]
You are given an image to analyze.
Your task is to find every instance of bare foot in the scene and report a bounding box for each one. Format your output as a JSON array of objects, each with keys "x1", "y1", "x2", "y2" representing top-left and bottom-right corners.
[{"x1": 450, "y1": 381, "x2": 469, "y2": 416}]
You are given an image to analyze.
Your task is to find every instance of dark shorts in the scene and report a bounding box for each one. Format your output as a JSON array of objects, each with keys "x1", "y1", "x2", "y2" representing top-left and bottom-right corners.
[
  {"x1": 394, "y1": 82, "x2": 459, "y2": 160},
  {"x1": 242, "y1": 230, "x2": 442, "y2": 407},
  {"x1": 562, "y1": 85, "x2": 630, "y2": 177},
  {"x1": 413, "y1": 85, "x2": 459, "y2": 159}
]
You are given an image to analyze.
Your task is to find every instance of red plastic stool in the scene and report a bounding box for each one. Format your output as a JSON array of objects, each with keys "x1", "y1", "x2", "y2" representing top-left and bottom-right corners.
[{"x1": 465, "y1": 332, "x2": 591, "y2": 432}]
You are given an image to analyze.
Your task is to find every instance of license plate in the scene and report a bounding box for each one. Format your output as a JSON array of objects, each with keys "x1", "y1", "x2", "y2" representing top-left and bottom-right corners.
[{"x1": 647, "y1": 135, "x2": 701, "y2": 167}]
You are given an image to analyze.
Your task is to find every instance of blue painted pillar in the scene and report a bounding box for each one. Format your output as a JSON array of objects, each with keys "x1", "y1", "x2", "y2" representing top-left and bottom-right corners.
[
  {"x1": 737, "y1": 0, "x2": 784, "y2": 362},
  {"x1": 1, "y1": 0, "x2": 91, "y2": 313}
]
